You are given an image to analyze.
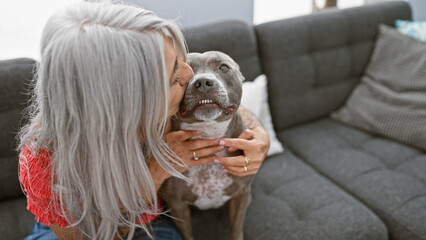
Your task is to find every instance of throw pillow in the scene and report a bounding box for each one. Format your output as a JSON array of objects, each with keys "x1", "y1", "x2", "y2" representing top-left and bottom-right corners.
[
  {"x1": 331, "y1": 24, "x2": 426, "y2": 151},
  {"x1": 241, "y1": 74, "x2": 284, "y2": 156},
  {"x1": 395, "y1": 20, "x2": 426, "y2": 41}
]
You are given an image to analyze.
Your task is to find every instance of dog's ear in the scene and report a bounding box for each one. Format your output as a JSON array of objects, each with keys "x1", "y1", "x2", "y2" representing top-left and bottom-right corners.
[
  {"x1": 239, "y1": 72, "x2": 245, "y2": 83},
  {"x1": 238, "y1": 74, "x2": 245, "y2": 83},
  {"x1": 186, "y1": 52, "x2": 201, "y2": 66},
  {"x1": 233, "y1": 62, "x2": 245, "y2": 83}
]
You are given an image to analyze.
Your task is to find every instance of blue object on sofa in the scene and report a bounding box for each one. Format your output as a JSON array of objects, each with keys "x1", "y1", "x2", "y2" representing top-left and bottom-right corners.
[{"x1": 395, "y1": 19, "x2": 426, "y2": 41}]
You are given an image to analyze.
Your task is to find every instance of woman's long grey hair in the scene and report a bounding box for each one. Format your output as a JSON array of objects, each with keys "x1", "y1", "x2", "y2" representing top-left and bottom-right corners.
[{"x1": 18, "y1": 2, "x2": 187, "y2": 239}]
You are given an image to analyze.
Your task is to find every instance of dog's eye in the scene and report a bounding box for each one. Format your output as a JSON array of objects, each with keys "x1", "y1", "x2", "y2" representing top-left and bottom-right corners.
[{"x1": 219, "y1": 64, "x2": 230, "y2": 72}]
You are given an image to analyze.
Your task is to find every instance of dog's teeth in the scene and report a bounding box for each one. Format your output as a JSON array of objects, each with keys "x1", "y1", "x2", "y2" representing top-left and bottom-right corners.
[{"x1": 199, "y1": 99, "x2": 214, "y2": 105}]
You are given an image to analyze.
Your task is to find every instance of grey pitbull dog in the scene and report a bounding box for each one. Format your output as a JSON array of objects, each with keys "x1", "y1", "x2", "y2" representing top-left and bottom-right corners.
[{"x1": 160, "y1": 51, "x2": 254, "y2": 240}]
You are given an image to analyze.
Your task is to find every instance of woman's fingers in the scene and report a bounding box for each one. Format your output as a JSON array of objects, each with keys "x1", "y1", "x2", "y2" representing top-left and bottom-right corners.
[
  {"x1": 219, "y1": 138, "x2": 251, "y2": 151},
  {"x1": 192, "y1": 145, "x2": 224, "y2": 159},
  {"x1": 220, "y1": 137, "x2": 266, "y2": 155},
  {"x1": 214, "y1": 154, "x2": 260, "y2": 177},
  {"x1": 186, "y1": 138, "x2": 220, "y2": 151},
  {"x1": 214, "y1": 155, "x2": 246, "y2": 167}
]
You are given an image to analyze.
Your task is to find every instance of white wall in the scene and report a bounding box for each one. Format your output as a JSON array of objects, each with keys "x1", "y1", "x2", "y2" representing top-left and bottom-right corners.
[
  {"x1": 410, "y1": 0, "x2": 426, "y2": 20},
  {"x1": 0, "y1": 0, "x2": 81, "y2": 60},
  {"x1": 254, "y1": 0, "x2": 364, "y2": 24},
  {"x1": 1, "y1": 0, "x2": 423, "y2": 60},
  {"x1": 254, "y1": 0, "x2": 311, "y2": 24},
  {"x1": 125, "y1": 0, "x2": 254, "y2": 28}
]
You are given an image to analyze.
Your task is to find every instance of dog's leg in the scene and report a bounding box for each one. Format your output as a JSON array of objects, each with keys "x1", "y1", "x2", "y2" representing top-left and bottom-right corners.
[
  {"x1": 160, "y1": 178, "x2": 196, "y2": 240},
  {"x1": 229, "y1": 186, "x2": 251, "y2": 240},
  {"x1": 168, "y1": 202, "x2": 194, "y2": 240}
]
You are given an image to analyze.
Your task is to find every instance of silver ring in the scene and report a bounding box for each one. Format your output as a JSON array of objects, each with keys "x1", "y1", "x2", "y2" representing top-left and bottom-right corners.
[{"x1": 193, "y1": 151, "x2": 199, "y2": 161}]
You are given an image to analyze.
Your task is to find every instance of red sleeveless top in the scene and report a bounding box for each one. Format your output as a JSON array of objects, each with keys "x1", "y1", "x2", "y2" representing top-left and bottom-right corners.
[{"x1": 19, "y1": 146, "x2": 160, "y2": 227}]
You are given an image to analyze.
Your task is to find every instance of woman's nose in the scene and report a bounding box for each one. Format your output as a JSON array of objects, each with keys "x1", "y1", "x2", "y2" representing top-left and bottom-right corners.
[{"x1": 181, "y1": 62, "x2": 194, "y2": 84}]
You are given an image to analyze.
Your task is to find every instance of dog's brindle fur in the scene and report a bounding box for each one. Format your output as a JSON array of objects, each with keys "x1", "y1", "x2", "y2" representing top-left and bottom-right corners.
[{"x1": 159, "y1": 51, "x2": 254, "y2": 240}]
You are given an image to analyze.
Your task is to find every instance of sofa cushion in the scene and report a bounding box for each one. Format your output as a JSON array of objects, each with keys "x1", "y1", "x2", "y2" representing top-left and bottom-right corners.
[
  {"x1": 184, "y1": 20, "x2": 262, "y2": 82},
  {"x1": 331, "y1": 24, "x2": 426, "y2": 151},
  {"x1": 241, "y1": 74, "x2": 284, "y2": 156},
  {"x1": 190, "y1": 150, "x2": 387, "y2": 240},
  {"x1": 279, "y1": 118, "x2": 426, "y2": 240},
  {"x1": 0, "y1": 58, "x2": 35, "y2": 200},
  {"x1": 254, "y1": 1, "x2": 412, "y2": 131}
]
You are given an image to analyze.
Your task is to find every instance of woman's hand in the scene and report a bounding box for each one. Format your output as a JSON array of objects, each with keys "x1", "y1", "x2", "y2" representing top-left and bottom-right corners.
[
  {"x1": 148, "y1": 119, "x2": 224, "y2": 190},
  {"x1": 165, "y1": 129, "x2": 223, "y2": 172},
  {"x1": 214, "y1": 107, "x2": 270, "y2": 177}
]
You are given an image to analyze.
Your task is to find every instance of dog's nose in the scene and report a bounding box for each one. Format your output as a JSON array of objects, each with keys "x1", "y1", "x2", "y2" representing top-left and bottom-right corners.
[{"x1": 194, "y1": 78, "x2": 215, "y2": 92}]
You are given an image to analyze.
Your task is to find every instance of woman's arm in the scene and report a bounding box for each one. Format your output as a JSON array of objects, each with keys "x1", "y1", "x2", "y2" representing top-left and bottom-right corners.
[{"x1": 237, "y1": 106, "x2": 270, "y2": 151}]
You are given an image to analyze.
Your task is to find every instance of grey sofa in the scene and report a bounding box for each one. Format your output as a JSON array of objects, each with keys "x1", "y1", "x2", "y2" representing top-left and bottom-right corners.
[{"x1": 1, "y1": 1, "x2": 425, "y2": 240}]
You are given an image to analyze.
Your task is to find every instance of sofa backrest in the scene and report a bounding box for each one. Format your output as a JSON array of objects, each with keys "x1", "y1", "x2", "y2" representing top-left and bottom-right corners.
[
  {"x1": 0, "y1": 58, "x2": 35, "y2": 200},
  {"x1": 184, "y1": 20, "x2": 262, "y2": 82},
  {"x1": 255, "y1": 1, "x2": 412, "y2": 131}
]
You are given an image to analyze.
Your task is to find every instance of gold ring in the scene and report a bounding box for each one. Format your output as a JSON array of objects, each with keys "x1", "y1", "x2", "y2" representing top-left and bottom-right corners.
[
  {"x1": 245, "y1": 156, "x2": 249, "y2": 166},
  {"x1": 243, "y1": 166, "x2": 247, "y2": 173}
]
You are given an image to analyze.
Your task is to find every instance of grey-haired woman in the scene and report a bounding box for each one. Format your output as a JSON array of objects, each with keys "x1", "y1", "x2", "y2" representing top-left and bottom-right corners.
[{"x1": 19, "y1": 2, "x2": 269, "y2": 239}]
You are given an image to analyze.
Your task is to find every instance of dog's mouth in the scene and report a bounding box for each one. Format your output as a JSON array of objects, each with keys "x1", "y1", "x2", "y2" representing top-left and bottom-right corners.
[{"x1": 179, "y1": 98, "x2": 236, "y2": 118}]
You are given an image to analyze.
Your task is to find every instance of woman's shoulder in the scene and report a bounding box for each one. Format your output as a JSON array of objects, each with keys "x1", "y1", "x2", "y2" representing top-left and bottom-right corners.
[
  {"x1": 19, "y1": 145, "x2": 53, "y2": 200},
  {"x1": 20, "y1": 146, "x2": 53, "y2": 192},
  {"x1": 19, "y1": 146, "x2": 67, "y2": 227}
]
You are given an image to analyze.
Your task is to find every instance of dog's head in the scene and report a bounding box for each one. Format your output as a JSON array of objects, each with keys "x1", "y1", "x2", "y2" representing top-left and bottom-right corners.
[{"x1": 177, "y1": 51, "x2": 245, "y2": 122}]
